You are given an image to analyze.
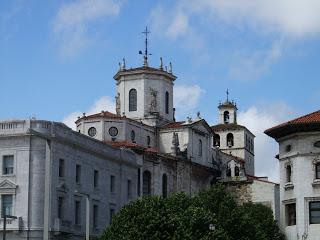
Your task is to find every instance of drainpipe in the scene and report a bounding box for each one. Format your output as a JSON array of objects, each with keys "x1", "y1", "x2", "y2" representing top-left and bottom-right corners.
[{"x1": 43, "y1": 138, "x2": 52, "y2": 240}]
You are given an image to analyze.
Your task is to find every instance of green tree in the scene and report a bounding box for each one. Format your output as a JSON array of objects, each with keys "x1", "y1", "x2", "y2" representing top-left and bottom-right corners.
[{"x1": 100, "y1": 184, "x2": 284, "y2": 240}]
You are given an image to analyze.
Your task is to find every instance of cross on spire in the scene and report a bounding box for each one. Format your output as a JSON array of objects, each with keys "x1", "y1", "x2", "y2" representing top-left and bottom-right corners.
[
  {"x1": 140, "y1": 26, "x2": 151, "y2": 66},
  {"x1": 226, "y1": 89, "x2": 229, "y2": 102}
]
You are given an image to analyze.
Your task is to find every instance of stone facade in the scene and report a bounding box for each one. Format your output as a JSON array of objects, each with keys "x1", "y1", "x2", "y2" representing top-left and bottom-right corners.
[{"x1": 0, "y1": 120, "x2": 141, "y2": 239}]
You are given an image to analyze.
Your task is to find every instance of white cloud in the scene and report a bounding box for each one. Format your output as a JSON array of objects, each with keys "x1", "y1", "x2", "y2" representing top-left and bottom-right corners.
[
  {"x1": 149, "y1": 0, "x2": 320, "y2": 80},
  {"x1": 174, "y1": 84, "x2": 204, "y2": 119},
  {"x1": 228, "y1": 40, "x2": 283, "y2": 81},
  {"x1": 238, "y1": 102, "x2": 294, "y2": 182},
  {"x1": 177, "y1": 0, "x2": 320, "y2": 38},
  {"x1": 53, "y1": 0, "x2": 121, "y2": 57},
  {"x1": 62, "y1": 96, "x2": 115, "y2": 129}
]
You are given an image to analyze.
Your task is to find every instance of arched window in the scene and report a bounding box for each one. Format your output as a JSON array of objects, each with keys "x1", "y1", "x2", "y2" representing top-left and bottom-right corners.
[
  {"x1": 224, "y1": 111, "x2": 230, "y2": 124},
  {"x1": 198, "y1": 139, "x2": 202, "y2": 156},
  {"x1": 214, "y1": 134, "x2": 220, "y2": 147},
  {"x1": 129, "y1": 89, "x2": 137, "y2": 112},
  {"x1": 147, "y1": 136, "x2": 151, "y2": 147},
  {"x1": 286, "y1": 165, "x2": 292, "y2": 182},
  {"x1": 165, "y1": 91, "x2": 169, "y2": 114},
  {"x1": 130, "y1": 130, "x2": 135, "y2": 143},
  {"x1": 235, "y1": 166, "x2": 240, "y2": 177},
  {"x1": 227, "y1": 166, "x2": 231, "y2": 177},
  {"x1": 227, "y1": 133, "x2": 234, "y2": 147},
  {"x1": 143, "y1": 170, "x2": 151, "y2": 196},
  {"x1": 162, "y1": 174, "x2": 168, "y2": 198}
]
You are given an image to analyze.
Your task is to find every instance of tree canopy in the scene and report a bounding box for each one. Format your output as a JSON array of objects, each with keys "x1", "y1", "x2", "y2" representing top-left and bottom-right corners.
[{"x1": 100, "y1": 184, "x2": 284, "y2": 240}]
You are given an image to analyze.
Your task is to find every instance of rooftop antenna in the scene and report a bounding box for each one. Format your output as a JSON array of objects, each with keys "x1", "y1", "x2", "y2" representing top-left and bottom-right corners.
[{"x1": 139, "y1": 26, "x2": 151, "y2": 67}]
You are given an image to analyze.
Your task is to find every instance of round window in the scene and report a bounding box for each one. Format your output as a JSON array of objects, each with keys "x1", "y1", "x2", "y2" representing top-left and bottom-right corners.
[
  {"x1": 88, "y1": 127, "x2": 97, "y2": 137},
  {"x1": 109, "y1": 127, "x2": 118, "y2": 137},
  {"x1": 285, "y1": 144, "x2": 292, "y2": 152},
  {"x1": 314, "y1": 141, "x2": 320, "y2": 148},
  {"x1": 131, "y1": 130, "x2": 135, "y2": 142}
]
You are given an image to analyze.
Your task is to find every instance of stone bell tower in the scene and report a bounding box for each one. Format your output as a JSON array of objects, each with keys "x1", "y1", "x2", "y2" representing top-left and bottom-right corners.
[
  {"x1": 212, "y1": 90, "x2": 255, "y2": 175},
  {"x1": 113, "y1": 27, "x2": 176, "y2": 127}
]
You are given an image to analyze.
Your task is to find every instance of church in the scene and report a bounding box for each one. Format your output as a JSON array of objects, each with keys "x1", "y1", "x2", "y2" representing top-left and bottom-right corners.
[{"x1": 0, "y1": 32, "x2": 279, "y2": 239}]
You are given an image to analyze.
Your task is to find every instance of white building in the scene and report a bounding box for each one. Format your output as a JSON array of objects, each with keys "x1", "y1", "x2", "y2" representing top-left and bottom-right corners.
[
  {"x1": 0, "y1": 120, "x2": 141, "y2": 239},
  {"x1": 265, "y1": 110, "x2": 320, "y2": 240}
]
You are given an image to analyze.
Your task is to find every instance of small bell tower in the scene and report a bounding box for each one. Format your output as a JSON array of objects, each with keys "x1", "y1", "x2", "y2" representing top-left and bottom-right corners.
[{"x1": 218, "y1": 89, "x2": 238, "y2": 124}]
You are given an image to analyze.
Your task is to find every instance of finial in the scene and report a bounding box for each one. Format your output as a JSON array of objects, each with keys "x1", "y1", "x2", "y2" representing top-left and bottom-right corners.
[
  {"x1": 122, "y1": 58, "x2": 126, "y2": 70},
  {"x1": 139, "y1": 26, "x2": 151, "y2": 67},
  {"x1": 118, "y1": 62, "x2": 121, "y2": 71},
  {"x1": 83, "y1": 112, "x2": 86, "y2": 117},
  {"x1": 197, "y1": 111, "x2": 201, "y2": 119},
  {"x1": 159, "y1": 57, "x2": 163, "y2": 70},
  {"x1": 165, "y1": 66, "x2": 168, "y2": 72},
  {"x1": 169, "y1": 62, "x2": 172, "y2": 73}
]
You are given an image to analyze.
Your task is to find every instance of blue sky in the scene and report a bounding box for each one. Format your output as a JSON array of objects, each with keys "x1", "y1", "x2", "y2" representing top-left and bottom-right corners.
[{"x1": 1, "y1": 0, "x2": 320, "y2": 180}]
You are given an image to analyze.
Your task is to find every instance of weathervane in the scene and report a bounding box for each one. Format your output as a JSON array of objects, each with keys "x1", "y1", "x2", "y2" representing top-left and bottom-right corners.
[{"x1": 139, "y1": 26, "x2": 152, "y2": 67}]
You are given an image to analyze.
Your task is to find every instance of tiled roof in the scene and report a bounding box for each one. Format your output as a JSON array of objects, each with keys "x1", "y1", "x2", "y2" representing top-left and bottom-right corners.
[
  {"x1": 75, "y1": 111, "x2": 153, "y2": 129},
  {"x1": 265, "y1": 110, "x2": 320, "y2": 139},
  {"x1": 220, "y1": 152, "x2": 246, "y2": 164},
  {"x1": 211, "y1": 123, "x2": 246, "y2": 132},
  {"x1": 76, "y1": 111, "x2": 122, "y2": 123},
  {"x1": 161, "y1": 121, "x2": 185, "y2": 129},
  {"x1": 105, "y1": 140, "x2": 158, "y2": 153},
  {"x1": 246, "y1": 175, "x2": 278, "y2": 185}
]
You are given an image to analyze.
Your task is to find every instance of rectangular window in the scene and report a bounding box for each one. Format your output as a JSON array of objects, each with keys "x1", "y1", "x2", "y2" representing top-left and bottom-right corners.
[
  {"x1": 2, "y1": 195, "x2": 13, "y2": 217},
  {"x1": 3, "y1": 155, "x2": 14, "y2": 175},
  {"x1": 310, "y1": 201, "x2": 320, "y2": 224},
  {"x1": 286, "y1": 203, "x2": 296, "y2": 226},
  {"x1": 94, "y1": 170, "x2": 99, "y2": 188},
  {"x1": 93, "y1": 204, "x2": 98, "y2": 228},
  {"x1": 58, "y1": 197, "x2": 64, "y2": 219},
  {"x1": 127, "y1": 179, "x2": 132, "y2": 199},
  {"x1": 75, "y1": 200, "x2": 81, "y2": 225},
  {"x1": 316, "y1": 163, "x2": 320, "y2": 179},
  {"x1": 110, "y1": 175, "x2": 115, "y2": 193},
  {"x1": 137, "y1": 169, "x2": 141, "y2": 196},
  {"x1": 76, "y1": 164, "x2": 81, "y2": 183},
  {"x1": 59, "y1": 159, "x2": 65, "y2": 178},
  {"x1": 109, "y1": 208, "x2": 115, "y2": 225}
]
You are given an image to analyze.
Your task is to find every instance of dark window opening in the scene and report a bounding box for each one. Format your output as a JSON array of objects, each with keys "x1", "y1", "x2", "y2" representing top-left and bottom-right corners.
[
  {"x1": 286, "y1": 165, "x2": 292, "y2": 182},
  {"x1": 214, "y1": 134, "x2": 220, "y2": 147},
  {"x1": 235, "y1": 166, "x2": 240, "y2": 177},
  {"x1": 94, "y1": 170, "x2": 99, "y2": 188},
  {"x1": 316, "y1": 163, "x2": 320, "y2": 179},
  {"x1": 131, "y1": 130, "x2": 136, "y2": 143},
  {"x1": 59, "y1": 159, "x2": 65, "y2": 178},
  {"x1": 224, "y1": 111, "x2": 230, "y2": 124},
  {"x1": 198, "y1": 139, "x2": 202, "y2": 156},
  {"x1": 286, "y1": 203, "x2": 296, "y2": 226},
  {"x1": 110, "y1": 175, "x2": 115, "y2": 193},
  {"x1": 310, "y1": 201, "x2": 320, "y2": 224},
  {"x1": 227, "y1": 133, "x2": 234, "y2": 147},
  {"x1": 129, "y1": 89, "x2": 137, "y2": 112},
  {"x1": 165, "y1": 91, "x2": 169, "y2": 114},
  {"x1": 162, "y1": 174, "x2": 168, "y2": 198},
  {"x1": 143, "y1": 170, "x2": 151, "y2": 196}
]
